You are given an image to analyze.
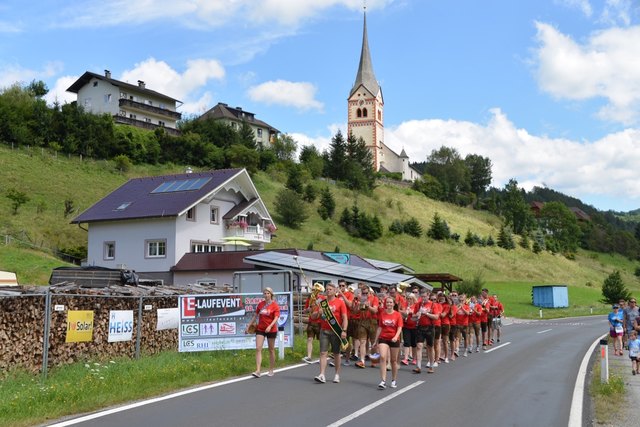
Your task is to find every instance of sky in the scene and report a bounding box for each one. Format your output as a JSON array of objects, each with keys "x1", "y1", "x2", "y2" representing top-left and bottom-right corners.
[{"x1": 1, "y1": 0, "x2": 640, "y2": 212}]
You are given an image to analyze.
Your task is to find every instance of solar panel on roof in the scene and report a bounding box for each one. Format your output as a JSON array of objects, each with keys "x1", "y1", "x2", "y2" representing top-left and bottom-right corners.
[{"x1": 151, "y1": 177, "x2": 212, "y2": 194}]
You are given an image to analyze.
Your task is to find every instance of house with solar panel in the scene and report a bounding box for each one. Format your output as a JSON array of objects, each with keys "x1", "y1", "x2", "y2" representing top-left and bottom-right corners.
[
  {"x1": 71, "y1": 168, "x2": 275, "y2": 285},
  {"x1": 66, "y1": 70, "x2": 182, "y2": 136}
]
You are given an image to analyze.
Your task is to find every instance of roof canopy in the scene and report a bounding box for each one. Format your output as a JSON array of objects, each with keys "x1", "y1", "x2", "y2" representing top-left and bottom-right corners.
[{"x1": 244, "y1": 252, "x2": 430, "y2": 289}]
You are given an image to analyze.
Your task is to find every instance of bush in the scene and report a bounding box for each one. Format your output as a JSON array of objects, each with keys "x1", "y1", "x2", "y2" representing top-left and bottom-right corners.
[
  {"x1": 113, "y1": 154, "x2": 132, "y2": 172},
  {"x1": 389, "y1": 219, "x2": 404, "y2": 235},
  {"x1": 427, "y1": 212, "x2": 450, "y2": 240},
  {"x1": 403, "y1": 217, "x2": 423, "y2": 237},
  {"x1": 317, "y1": 187, "x2": 336, "y2": 220},
  {"x1": 303, "y1": 183, "x2": 317, "y2": 203},
  {"x1": 456, "y1": 271, "x2": 484, "y2": 296}
]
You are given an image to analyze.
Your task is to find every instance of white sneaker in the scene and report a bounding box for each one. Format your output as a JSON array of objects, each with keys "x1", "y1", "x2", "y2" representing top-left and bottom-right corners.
[
  {"x1": 314, "y1": 374, "x2": 326, "y2": 383},
  {"x1": 444, "y1": 358, "x2": 449, "y2": 364},
  {"x1": 391, "y1": 380, "x2": 397, "y2": 388},
  {"x1": 386, "y1": 363, "x2": 391, "y2": 371},
  {"x1": 343, "y1": 359, "x2": 351, "y2": 366},
  {"x1": 463, "y1": 351, "x2": 468, "y2": 357},
  {"x1": 432, "y1": 362, "x2": 438, "y2": 368},
  {"x1": 333, "y1": 374, "x2": 340, "y2": 383},
  {"x1": 476, "y1": 346, "x2": 480, "y2": 353},
  {"x1": 329, "y1": 360, "x2": 335, "y2": 367},
  {"x1": 377, "y1": 381, "x2": 386, "y2": 389},
  {"x1": 425, "y1": 362, "x2": 431, "y2": 368},
  {"x1": 302, "y1": 356, "x2": 313, "y2": 364}
]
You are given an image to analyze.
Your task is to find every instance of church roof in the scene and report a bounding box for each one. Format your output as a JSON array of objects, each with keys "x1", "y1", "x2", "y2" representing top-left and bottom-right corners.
[{"x1": 350, "y1": 12, "x2": 380, "y2": 97}]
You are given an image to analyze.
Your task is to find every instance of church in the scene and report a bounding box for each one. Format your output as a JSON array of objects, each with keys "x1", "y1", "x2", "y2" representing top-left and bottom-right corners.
[{"x1": 347, "y1": 12, "x2": 421, "y2": 182}]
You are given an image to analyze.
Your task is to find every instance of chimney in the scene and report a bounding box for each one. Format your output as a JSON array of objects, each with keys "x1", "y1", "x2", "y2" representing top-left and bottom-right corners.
[
  {"x1": 138, "y1": 80, "x2": 145, "y2": 89},
  {"x1": 105, "y1": 70, "x2": 111, "y2": 79}
]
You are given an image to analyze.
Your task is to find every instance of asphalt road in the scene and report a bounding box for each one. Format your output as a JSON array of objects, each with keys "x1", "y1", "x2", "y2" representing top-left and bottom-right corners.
[{"x1": 49, "y1": 316, "x2": 607, "y2": 427}]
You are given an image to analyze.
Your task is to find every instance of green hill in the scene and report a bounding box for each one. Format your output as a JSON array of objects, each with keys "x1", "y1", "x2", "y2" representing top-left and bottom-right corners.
[{"x1": 1, "y1": 144, "x2": 638, "y2": 310}]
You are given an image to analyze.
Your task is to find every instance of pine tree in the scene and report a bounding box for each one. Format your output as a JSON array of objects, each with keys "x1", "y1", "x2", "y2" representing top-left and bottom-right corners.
[
  {"x1": 601, "y1": 271, "x2": 632, "y2": 304},
  {"x1": 497, "y1": 225, "x2": 515, "y2": 250},
  {"x1": 317, "y1": 187, "x2": 336, "y2": 220},
  {"x1": 519, "y1": 232, "x2": 530, "y2": 250},
  {"x1": 427, "y1": 212, "x2": 451, "y2": 240},
  {"x1": 403, "y1": 217, "x2": 423, "y2": 237}
]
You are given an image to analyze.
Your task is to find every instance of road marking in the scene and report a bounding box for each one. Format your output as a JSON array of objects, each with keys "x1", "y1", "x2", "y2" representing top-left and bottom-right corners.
[
  {"x1": 326, "y1": 381, "x2": 425, "y2": 427},
  {"x1": 568, "y1": 333, "x2": 607, "y2": 427},
  {"x1": 537, "y1": 329, "x2": 552, "y2": 334},
  {"x1": 46, "y1": 364, "x2": 307, "y2": 427},
  {"x1": 484, "y1": 342, "x2": 510, "y2": 353}
]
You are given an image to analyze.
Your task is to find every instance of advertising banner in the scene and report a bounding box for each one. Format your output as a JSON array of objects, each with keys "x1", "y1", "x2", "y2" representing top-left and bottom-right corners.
[
  {"x1": 156, "y1": 307, "x2": 179, "y2": 331},
  {"x1": 108, "y1": 310, "x2": 134, "y2": 342},
  {"x1": 65, "y1": 310, "x2": 94, "y2": 343},
  {"x1": 178, "y1": 292, "x2": 294, "y2": 352}
]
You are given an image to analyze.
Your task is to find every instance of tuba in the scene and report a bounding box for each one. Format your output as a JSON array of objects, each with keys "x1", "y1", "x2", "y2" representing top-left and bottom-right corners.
[{"x1": 309, "y1": 282, "x2": 325, "y2": 308}]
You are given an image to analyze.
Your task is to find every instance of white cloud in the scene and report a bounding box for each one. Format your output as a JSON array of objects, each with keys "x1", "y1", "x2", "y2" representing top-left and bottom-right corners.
[
  {"x1": 600, "y1": 0, "x2": 633, "y2": 26},
  {"x1": 533, "y1": 21, "x2": 640, "y2": 125},
  {"x1": 119, "y1": 58, "x2": 225, "y2": 111},
  {"x1": 248, "y1": 80, "x2": 324, "y2": 112},
  {"x1": 44, "y1": 75, "x2": 78, "y2": 105},
  {"x1": 556, "y1": 0, "x2": 593, "y2": 17},
  {"x1": 383, "y1": 108, "x2": 640, "y2": 208},
  {"x1": 0, "y1": 62, "x2": 62, "y2": 90},
  {"x1": 59, "y1": 0, "x2": 394, "y2": 29}
]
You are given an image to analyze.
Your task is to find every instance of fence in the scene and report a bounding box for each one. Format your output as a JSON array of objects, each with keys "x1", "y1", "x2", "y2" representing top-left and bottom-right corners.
[{"x1": 0, "y1": 291, "x2": 178, "y2": 378}]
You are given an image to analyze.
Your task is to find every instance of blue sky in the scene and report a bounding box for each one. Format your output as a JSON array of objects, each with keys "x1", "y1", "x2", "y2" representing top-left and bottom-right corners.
[{"x1": 1, "y1": 0, "x2": 640, "y2": 212}]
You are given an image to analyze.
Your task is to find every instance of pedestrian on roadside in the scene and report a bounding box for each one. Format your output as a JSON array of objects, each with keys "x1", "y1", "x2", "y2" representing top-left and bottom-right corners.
[
  {"x1": 374, "y1": 296, "x2": 403, "y2": 389},
  {"x1": 247, "y1": 287, "x2": 280, "y2": 378},
  {"x1": 623, "y1": 298, "x2": 639, "y2": 349},
  {"x1": 628, "y1": 330, "x2": 640, "y2": 375},
  {"x1": 609, "y1": 304, "x2": 625, "y2": 356}
]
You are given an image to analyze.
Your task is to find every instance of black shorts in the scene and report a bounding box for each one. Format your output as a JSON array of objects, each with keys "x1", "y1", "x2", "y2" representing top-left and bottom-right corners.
[
  {"x1": 417, "y1": 326, "x2": 435, "y2": 347},
  {"x1": 481, "y1": 322, "x2": 488, "y2": 333},
  {"x1": 379, "y1": 338, "x2": 400, "y2": 348},
  {"x1": 402, "y1": 327, "x2": 418, "y2": 348},
  {"x1": 256, "y1": 330, "x2": 277, "y2": 339},
  {"x1": 433, "y1": 326, "x2": 442, "y2": 341}
]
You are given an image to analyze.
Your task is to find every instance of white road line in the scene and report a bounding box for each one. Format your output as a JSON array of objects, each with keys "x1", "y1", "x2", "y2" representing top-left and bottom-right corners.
[
  {"x1": 325, "y1": 381, "x2": 425, "y2": 427},
  {"x1": 537, "y1": 329, "x2": 552, "y2": 334},
  {"x1": 484, "y1": 342, "x2": 510, "y2": 353},
  {"x1": 46, "y1": 364, "x2": 307, "y2": 427},
  {"x1": 568, "y1": 333, "x2": 607, "y2": 427}
]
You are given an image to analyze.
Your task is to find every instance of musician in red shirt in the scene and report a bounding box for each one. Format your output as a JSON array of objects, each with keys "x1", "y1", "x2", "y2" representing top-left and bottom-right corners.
[
  {"x1": 439, "y1": 293, "x2": 451, "y2": 364},
  {"x1": 455, "y1": 294, "x2": 471, "y2": 357},
  {"x1": 246, "y1": 287, "x2": 280, "y2": 378},
  {"x1": 401, "y1": 292, "x2": 419, "y2": 365},
  {"x1": 374, "y1": 296, "x2": 403, "y2": 389},
  {"x1": 491, "y1": 294, "x2": 505, "y2": 343},
  {"x1": 311, "y1": 282, "x2": 348, "y2": 384},
  {"x1": 413, "y1": 291, "x2": 441, "y2": 374},
  {"x1": 352, "y1": 284, "x2": 379, "y2": 369},
  {"x1": 469, "y1": 295, "x2": 483, "y2": 353}
]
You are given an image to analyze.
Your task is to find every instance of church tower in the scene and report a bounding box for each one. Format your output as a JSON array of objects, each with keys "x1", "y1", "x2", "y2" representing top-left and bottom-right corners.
[{"x1": 347, "y1": 11, "x2": 384, "y2": 171}]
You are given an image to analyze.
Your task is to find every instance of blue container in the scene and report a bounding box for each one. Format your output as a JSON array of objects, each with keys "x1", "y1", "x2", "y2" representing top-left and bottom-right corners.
[{"x1": 532, "y1": 285, "x2": 569, "y2": 308}]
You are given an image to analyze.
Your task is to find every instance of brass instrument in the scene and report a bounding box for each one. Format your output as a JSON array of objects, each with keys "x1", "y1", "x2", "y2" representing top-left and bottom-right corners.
[
  {"x1": 308, "y1": 282, "x2": 325, "y2": 308},
  {"x1": 396, "y1": 281, "x2": 410, "y2": 293}
]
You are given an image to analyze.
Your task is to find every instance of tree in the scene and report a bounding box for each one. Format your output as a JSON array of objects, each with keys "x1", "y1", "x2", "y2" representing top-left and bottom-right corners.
[
  {"x1": 519, "y1": 232, "x2": 530, "y2": 250},
  {"x1": 238, "y1": 121, "x2": 257, "y2": 149},
  {"x1": 497, "y1": 225, "x2": 515, "y2": 250},
  {"x1": 389, "y1": 219, "x2": 404, "y2": 235},
  {"x1": 303, "y1": 184, "x2": 317, "y2": 203},
  {"x1": 299, "y1": 145, "x2": 325, "y2": 178},
  {"x1": 412, "y1": 174, "x2": 444, "y2": 200},
  {"x1": 326, "y1": 130, "x2": 348, "y2": 181},
  {"x1": 271, "y1": 134, "x2": 298, "y2": 162},
  {"x1": 285, "y1": 164, "x2": 304, "y2": 194},
  {"x1": 601, "y1": 271, "x2": 632, "y2": 305},
  {"x1": 424, "y1": 146, "x2": 469, "y2": 203},
  {"x1": 225, "y1": 144, "x2": 259, "y2": 174},
  {"x1": 344, "y1": 133, "x2": 375, "y2": 192},
  {"x1": 6, "y1": 188, "x2": 29, "y2": 215},
  {"x1": 464, "y1": 154, "x2": 492, "y2": 203},
  {"x1": 403, "y1": 217, "x2": 423, "y2": 237},
  {"x1": 539, "y1": 201, "x2": 581, "y2": 253},
  {"x1": 317, "y1": 187, "x2": 336, "y2": 220},
  {"x1": 427, "y1": 212, "x2": 451, "y2": 240},
  {"x1": 274, "y1": 189, "x2": 308, "y2": 228},
  {"x1": 501, "y1": 178, "x2": 534, "y2": 235}
]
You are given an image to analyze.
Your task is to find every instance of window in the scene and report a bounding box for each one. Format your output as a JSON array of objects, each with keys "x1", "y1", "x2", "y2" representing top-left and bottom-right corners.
[
  {"x1": 191, "y1": 242, "x2": 223, "y2": 253},
  {"x1": 104, "y1": 94, "x2": 112, "y2": 103},
  {"x1": 197, "y1": 279, "x2": 217, "y2": 287},
  {"x1": 104, "y1": 242, "x2": 115, "y2": 260},
  {"x1": 159, "y1": 103, "x2": 166, "y2": 109},
  {"x1": 356, "y1": 108, "x2": 362, "y2": 118},
  {"x1": 257, "y1": 129, "x2": 263, "y2": 138},
  {"x1": 84, "y1": 98, "x2": 91, "y2": 108},
  {"x1": 93, "y1": 81, "x2": 98, "y2": 87},
  {"x1": 120, "y1": 92, "x2": 127, "y2": 99},
  {"x1": 146, "y1": 240, "x2": 167, "y2": 258},
  {"x1": 210, "y1": 207, "x2": 219, "y2": 224},
  {"x1": 362, "y1": 108, "x2": 368, "y2": 117},
  {"x1": 145, "y1": 117, "x2": 152, "y2": 123},
  {"x1": 378, "y1": 111, "x2": 382, "y2": 120},
  {"x1": 129, "y1": 113, "x2": 137, "y2": 120},
  {"x1": 186, "y1": 207, "x2": 196, "y2": 221},
  {"x1": 119, "y1": 110, "x2": 126, "y2": 116},
  {"x1": 158, "y1": 121, "x2": 165, "y2": 127}
]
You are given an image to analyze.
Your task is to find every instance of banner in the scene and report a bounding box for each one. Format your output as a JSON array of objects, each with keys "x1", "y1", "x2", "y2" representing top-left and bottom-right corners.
[
  {"x1": 156, "y1": 307, "x2": 179, "y2": 331},
  {"x1": 65, "y1": 310, "x2": 94, "y2": 343},
  {"x1": 108, "y1": 310, "x2": 134, "y2": 342},
  {"x1": 178, "y1": 292, "x2": 294, "y2": 352}
]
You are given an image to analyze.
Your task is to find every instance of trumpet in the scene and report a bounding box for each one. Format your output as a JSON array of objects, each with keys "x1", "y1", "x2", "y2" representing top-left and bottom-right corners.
[
  {"x1": 397, "y1": 281, "x2": 410, "y2": 293},
  {"x1": 308, "y1": 282, "x2": 325, "y2": 308}
]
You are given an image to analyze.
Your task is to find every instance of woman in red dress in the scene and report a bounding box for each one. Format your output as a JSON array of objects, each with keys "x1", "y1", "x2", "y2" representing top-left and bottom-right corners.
[
  {"x1": 374, "y1": 296, "x2": 403, "y2": 389},
  {"x1": 246, "y1": 287, "x2": 280, "y2": 378}
]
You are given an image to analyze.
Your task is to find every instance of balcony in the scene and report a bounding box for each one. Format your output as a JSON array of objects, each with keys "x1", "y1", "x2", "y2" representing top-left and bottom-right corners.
[
  {"x1": 114, "y1": 115, "x2": 180, "y2": 136},
  {"x1": 119, "y1": 98, "x2": 182, "y2": 120},
  {"x1": 226, "y1": 225, "x2": 272, "y2": 243}
]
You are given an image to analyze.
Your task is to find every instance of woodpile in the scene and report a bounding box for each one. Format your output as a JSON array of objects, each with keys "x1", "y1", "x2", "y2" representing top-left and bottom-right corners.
[{"x1": 0, "y1": 284, "x2": 311, "y2": 373}]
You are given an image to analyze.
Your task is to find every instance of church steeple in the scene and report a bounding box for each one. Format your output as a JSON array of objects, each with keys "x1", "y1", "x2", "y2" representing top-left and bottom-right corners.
[{"x1": 350, "y1": 11, "x2": 379, "y2": 97}]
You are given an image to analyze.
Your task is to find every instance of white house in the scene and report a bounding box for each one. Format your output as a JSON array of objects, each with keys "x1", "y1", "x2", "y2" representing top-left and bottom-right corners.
[
  {"x1": 71, "y1": 168, "x2": 276, "y2": 284},
  {"x1": 67, "y1": 70, "x2": 182, "y2": 136},
  {"x1": 198, "y1": 103, "x2": 280, "y2": 146}
]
